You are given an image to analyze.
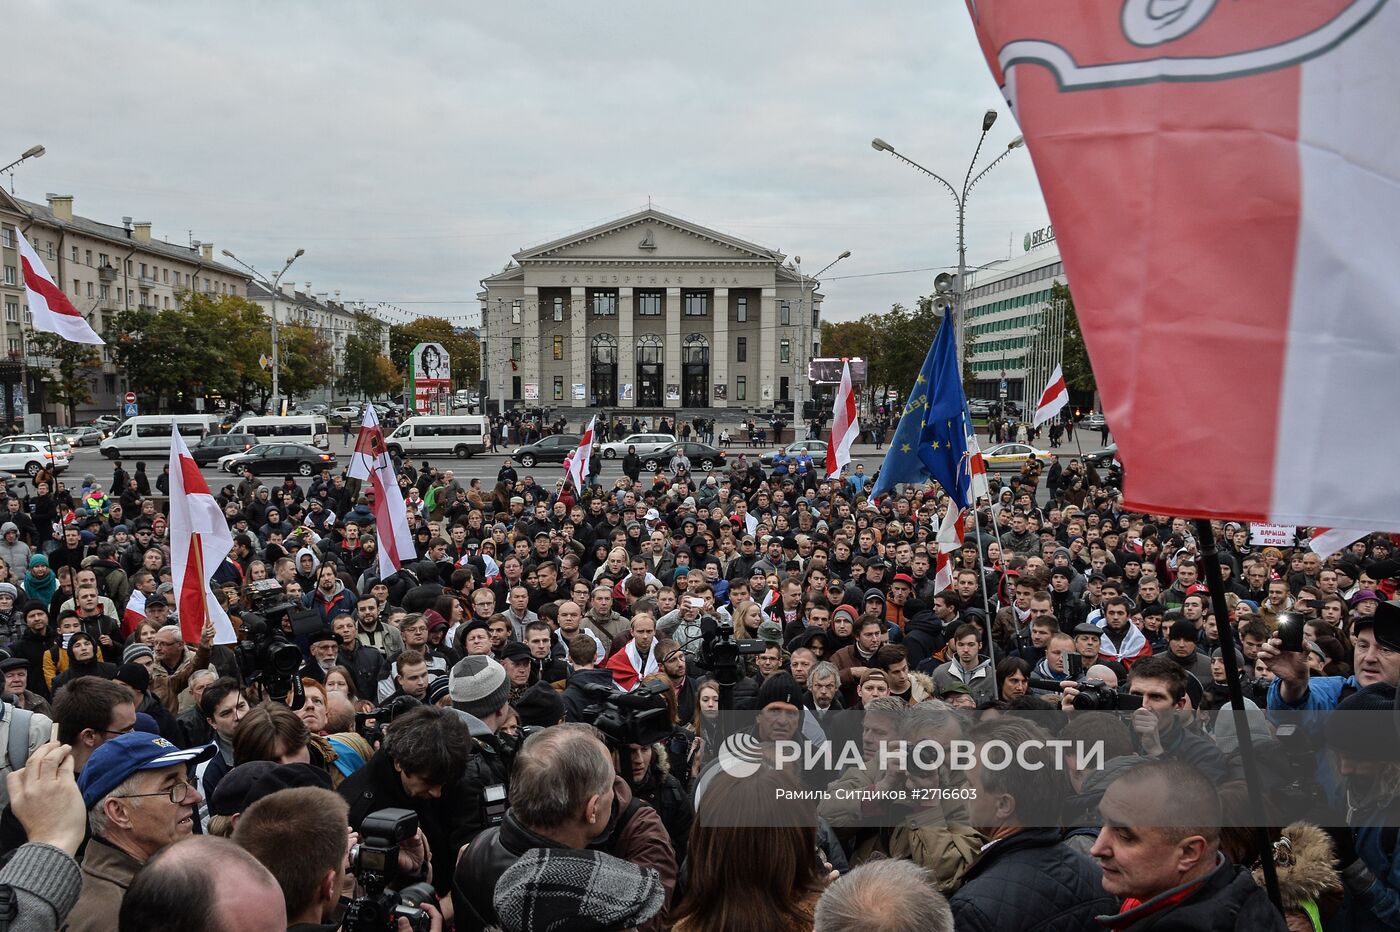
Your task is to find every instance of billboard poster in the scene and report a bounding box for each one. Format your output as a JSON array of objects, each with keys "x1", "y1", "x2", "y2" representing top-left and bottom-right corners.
[{"x1": 410, "y1": 342, "x2": 451, "y2": 414}]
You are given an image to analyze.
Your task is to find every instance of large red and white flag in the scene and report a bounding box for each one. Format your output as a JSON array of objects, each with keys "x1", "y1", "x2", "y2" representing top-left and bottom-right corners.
[
  {"x1": 967, "y1": 1, "x2": 1400, "y2": 529},
  {"x1": 348, "y1": 404, "x2": 415, "y2": 579},
  {"x1": 168, "y1": 427, "x2": 236, "y2": 644},
  {"x1": 121, "y1": 589, "x2": 146, "y2": 638},
  {"x1": 1310, "y1": 527, "x2": 1369, "y2": 559},
  {"x1": 567, "y1": 416, "x2": 597, "y2": 493},
  {"x1": 963, "y1": 434, "x2": 990, "y2": 504},
  {"x1": 1031, "y1": 366, "x2": 1068, "y2": 428},
  {"x1": 933, "y1": 504, "x2": 967, "y2": 594},
  {"x1": 14, "y1": 226, "x2": 104, "y2": 345},
  {"x1": 826, "y1": 360, "x2": 860, "y2": 479}
]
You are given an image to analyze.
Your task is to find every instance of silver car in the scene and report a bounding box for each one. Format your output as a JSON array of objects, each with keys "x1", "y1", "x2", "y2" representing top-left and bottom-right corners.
[{"x1": 597, "y1": 433, "x2": 677, "y2": 459}]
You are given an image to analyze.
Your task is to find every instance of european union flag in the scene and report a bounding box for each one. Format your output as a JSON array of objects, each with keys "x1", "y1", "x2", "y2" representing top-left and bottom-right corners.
[{"x1": 869, "y1": 315, "x2": 971, "y2": 508}]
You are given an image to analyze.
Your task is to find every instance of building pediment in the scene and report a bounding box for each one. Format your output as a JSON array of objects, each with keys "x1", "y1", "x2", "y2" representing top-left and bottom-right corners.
[{"x1": 515, "y1": 209, "x2": 781, "y2": 265}]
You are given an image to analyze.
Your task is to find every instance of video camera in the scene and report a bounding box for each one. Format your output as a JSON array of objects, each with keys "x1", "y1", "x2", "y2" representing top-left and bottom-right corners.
[
  {"x1": 576, "y1": 678, "x2": 675, "y2": 749},
  {"x1": 342, "y1": 808, "x2": 435, "y2": 932},
  {"x1": 233, "y1": 579, "x2": 322, "y2": 708},
  {"x1": 693, "y1": 615, "x2": 765, "y2": 690}
]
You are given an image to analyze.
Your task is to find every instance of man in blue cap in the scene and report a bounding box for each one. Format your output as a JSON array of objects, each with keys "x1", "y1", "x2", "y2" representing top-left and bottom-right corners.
[{"x1": 66, "y1": 732, "x2": 213, "y2": 932}]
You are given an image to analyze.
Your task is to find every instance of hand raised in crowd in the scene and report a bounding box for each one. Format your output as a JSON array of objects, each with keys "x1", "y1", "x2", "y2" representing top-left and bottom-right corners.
[{"x1": 6, "y1": 735, "x2": 87, "y2": 856}]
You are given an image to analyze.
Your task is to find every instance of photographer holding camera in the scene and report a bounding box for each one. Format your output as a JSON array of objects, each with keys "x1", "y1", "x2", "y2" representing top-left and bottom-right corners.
[
  {"x1": 337, "y1": 706, "x2": 473, "y2": 899},
  {"x1": 1117, "y1": 656, "x2": 1230, "y2": 783}
]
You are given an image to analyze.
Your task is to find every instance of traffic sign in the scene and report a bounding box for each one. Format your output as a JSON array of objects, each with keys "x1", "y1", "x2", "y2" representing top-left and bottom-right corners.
[
  {"x1": 124, "y1": 391, "x2": 136, "y2": 405},
  {"x1": 123, "y1": 402, "x2": 138, "y2": 417}
]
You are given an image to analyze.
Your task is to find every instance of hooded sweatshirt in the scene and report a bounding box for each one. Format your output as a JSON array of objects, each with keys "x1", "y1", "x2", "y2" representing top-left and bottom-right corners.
[{"x1": 0, "y1": 524, "x2": 30, "y2": 579}]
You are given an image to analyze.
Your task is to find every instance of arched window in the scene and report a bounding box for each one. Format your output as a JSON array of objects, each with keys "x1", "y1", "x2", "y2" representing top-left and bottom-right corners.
[
  {"x1": 683, "y1": 332, "x2": 710, "y2": 364},
  {"x1": 591, "y1": 332, "x2": 617, "y2": 364},
  {"x1": 636, "y1": 334, "x2": 663, "y2": 364}
]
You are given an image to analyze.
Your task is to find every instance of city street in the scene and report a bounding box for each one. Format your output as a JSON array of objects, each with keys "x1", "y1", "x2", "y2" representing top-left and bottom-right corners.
[{"x1": 52, "y1": 428, "x2": 1113, "y2": 498}]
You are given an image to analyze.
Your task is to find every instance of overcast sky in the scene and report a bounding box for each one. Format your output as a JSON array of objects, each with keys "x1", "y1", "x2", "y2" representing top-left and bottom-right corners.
[{"x1": 9, "y1": 0, "x2": 1048, "y2": 328}]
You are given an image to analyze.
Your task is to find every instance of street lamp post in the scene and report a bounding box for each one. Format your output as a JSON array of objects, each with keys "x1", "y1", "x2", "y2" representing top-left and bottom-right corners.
[
  {"x1": 1, "y1": 145, "x2": 45, "y2": 194},
  {"x1": 871, "y1": 115, "x2": 1023, "y2": 383},
  {"x1": 222, "y1": 248, "x2": 305, "y2": 411},
  {"x1": 792, "y1": 251, "x2": 851, "y2": 439}
]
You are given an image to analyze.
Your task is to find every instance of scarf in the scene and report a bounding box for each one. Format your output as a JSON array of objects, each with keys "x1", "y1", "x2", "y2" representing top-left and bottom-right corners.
[{"x1": 23, "y1": 567, "x2": 58, "y2": 604}]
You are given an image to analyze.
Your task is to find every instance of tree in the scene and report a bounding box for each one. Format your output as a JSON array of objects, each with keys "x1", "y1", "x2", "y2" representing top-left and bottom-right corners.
[
  {"x1": 276, "y1": 323, "x2": 333, "y2": 403},
  {"x1": 107, "y1": 292, "x2": 276, "y2": 412},
  {"x1": 338, "y1": 313, "x2": 399, "y2": 400},
  {"x1": 27, "y1": 333, "x2": 101, "y2": 425},
  {"x1": 389, "y1": 317, "x2": 480, "y2": 386},
  {"x1": 1050, "y1": 280, "x2": 1096, "y2": 393}
]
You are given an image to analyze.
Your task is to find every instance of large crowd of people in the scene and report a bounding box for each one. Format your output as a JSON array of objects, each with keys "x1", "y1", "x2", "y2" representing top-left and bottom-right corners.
[{"x1": 0, "y1": 431, "x2": 1393, "y2": 931}]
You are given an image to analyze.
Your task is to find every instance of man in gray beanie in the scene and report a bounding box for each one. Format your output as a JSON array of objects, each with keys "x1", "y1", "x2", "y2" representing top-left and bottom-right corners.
[{"x1": 448, "y1": 655, "x2": 516, "y2": 843}]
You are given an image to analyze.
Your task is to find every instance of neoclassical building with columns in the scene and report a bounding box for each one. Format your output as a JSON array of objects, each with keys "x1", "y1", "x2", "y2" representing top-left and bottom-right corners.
[{"x1": 478, "y1": 208, "x2": 823, "y2": 412}]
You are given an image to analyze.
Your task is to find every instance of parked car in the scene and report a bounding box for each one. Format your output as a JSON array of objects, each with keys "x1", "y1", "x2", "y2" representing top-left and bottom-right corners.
[
  {"x1": 293, "y1": 403, "x2": 329, "y2": 416},
  {"x1": 759, "y1": 439, "x2": 830, "y2": 469},
  {"x1": 221, "y1": 442, "x2": 338, "y2": 477},
  {"x1": 12, "y1": 433, "x2": 73, "y2": 460},
  {"x1": 1085, "y1": 443, "x2": 1118, "y2": 467},
  {"x1": 189, "y1": 432, "x2": 256, "y2": 466},
  {"x1": 1079, "y1": 412, "x2": 1107, "y2": 431},
  {"x1": 597, "y1": 433, "x2": 677, "y2": 459},
  {"x1": 967, "y1": 399, "x2": 995, "y2": 416},
  {"x1": 0, "y1": 439, "x2": 68, "y2": 477},
  {"x1": 980, "y1": 442, "x2": 1053, "y2": 472},
  {"x1": 92, "y1": 415, "x2": 122, "y2": 430},
  {"x1": 330, "y1": 405, "x2": 362, "y2": 421},
  {"x1": 643, "y1": 442, "x2": 726, "y2": 472},
  {"x1": 65, "y1": 426, "x2": 105, "y2": 447},
  {"x1": 511, "y1": 434, "x2": 581, "y2": 468}
]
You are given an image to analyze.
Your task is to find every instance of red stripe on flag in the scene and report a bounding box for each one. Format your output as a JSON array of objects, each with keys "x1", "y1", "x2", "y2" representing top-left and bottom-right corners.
[
  {"x1": 1036, "y1": 373, "x2": 1066, "y2": 410},
  {"x1": 1009, "y1": 49, "x2": 1300, "y2": 521},
  {"x1": 177, "y1": 453, "x2": 211, "y2": 496},
  {"x1": 20, "y1": 257, "x2": 83, "y2": 318},
  {"x1": 179, "y1": 533, "x2": 207, "y2": 643}
]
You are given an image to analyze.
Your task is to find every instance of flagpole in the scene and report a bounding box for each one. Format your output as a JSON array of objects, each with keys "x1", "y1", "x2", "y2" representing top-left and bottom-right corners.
[
  {"x1": 188, "y1": 531, "x2": 206, "y2": 644},
  {"x1": 1193, "y1": 517, "x2": 1282, "y2": 912},
  {"x1": 969, "y1": 510, "x2": 1000, "y2": 699}
]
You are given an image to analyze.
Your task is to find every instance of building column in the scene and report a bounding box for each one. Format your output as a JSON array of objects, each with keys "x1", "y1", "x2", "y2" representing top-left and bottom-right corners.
[
  {"x1": 665, "y1": 287, "x2": 681, "y2": 409},
  {"x1": 522, "y1": 287, "x2": 540, "y2": 405},
  {"x1": 570, "y1": 286, "x2": 587, "y2": 408},
  {"x1": 618, "y1": 288, "x2": 635, "y2": 408},
  {"x1": 759, "y1": 287, "x2": 777, "y2": 407},
  {"x1": 711, "y1": 288, "x2": 728, "y2": 409}
]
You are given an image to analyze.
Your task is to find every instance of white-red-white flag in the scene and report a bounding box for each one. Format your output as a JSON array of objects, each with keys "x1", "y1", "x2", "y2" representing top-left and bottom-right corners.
[
  {"x1": 933, "y1": 505, "x2": 967, "y2": 594},
  {"x1": 568, "y1": 416, "x2": 597, "y2": 493},
  {"x1": 1310, "y1": 527, "x2": 1369, "y2": 559},
  {"x1": 168, "y1": 427, "x2": 236, "y2": 644},
  {"x1": 968, "y1": 1, "x2": 1400, "y2": 529},
  {"x1": 14, "y1": 226, "x2": 104, "y2": 345},
  {"x1": 962, "y1": 433, "x2": 991, "y2": 504},
  {"x1": 121, "y1": 589, "x2": 146, "y2": 638},
  {"x1": 1031, "y1": 366, "x2": 1068, "y2": 428},
  {"x1": 826, "y1": 360, "x2": 860, "y2": 479},
  {"x1": 348, "y1": 404, "x2": 415, "y2": 579}
]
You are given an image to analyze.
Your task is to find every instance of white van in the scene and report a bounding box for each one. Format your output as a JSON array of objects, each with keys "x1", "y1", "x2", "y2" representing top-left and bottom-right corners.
[
  {"x1": 237, "y1": 415, "x2": 331, "y2": 450},
  {"x1": 385, "y1": 415, "x2": 488, "y2": 458},
  {"x1": 100, "y1": 415, "x2": 222, "y2": 458}
]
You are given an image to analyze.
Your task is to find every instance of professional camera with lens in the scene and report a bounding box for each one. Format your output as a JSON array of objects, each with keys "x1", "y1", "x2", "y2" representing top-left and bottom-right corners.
[
  {"x1": 1068, "y1": 679, "x2": 1143, "y2": 712},
  {"x1": 354, "y1": 695, "x2": 423, "y2": 748},
  {"x1": 694, "y1": 615, "x2": 765, "y2": 689},
  {"x1": 1028, "y1": 678, "x2": 1143, "y2": 711},
  {"x1": 342, "y1": 808, "x2": 435, "y2": 932}
]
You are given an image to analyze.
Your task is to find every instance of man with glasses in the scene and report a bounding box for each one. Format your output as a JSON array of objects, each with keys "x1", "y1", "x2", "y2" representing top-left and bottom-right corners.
[{"x1": 68, "y1": 732, "x2": 213, "y2": 930}]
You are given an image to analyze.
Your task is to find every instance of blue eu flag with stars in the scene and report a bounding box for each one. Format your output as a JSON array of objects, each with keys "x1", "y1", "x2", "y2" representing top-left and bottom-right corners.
[{"x1": 869, "y1": 315, "x2": 971, "y2": 508}]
